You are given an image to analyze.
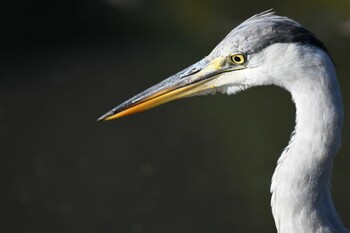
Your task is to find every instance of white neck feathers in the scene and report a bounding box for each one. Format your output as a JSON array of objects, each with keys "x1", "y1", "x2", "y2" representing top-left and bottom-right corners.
[{"x1": 270, "y1": 47, "x2": 347, "y2": 233}]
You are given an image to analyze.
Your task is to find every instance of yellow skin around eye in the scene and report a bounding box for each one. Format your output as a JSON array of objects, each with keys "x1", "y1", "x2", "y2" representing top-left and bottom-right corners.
[{"x1": 230, "y1": 54, "x2": 245, "y2": 64}]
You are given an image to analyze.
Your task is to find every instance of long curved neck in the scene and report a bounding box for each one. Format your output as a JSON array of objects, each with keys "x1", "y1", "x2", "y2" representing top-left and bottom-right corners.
[{"x1": 270, "y1": 61, "x2": 347, "y2": 233}]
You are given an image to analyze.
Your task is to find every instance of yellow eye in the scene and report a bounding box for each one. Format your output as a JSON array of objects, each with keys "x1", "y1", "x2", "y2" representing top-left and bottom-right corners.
[{"x1": 229, "y1": 54, "x2": 246, "y2": 64}]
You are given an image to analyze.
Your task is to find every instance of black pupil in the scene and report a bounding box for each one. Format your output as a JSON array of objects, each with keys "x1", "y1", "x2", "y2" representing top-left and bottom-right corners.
[{"x1": 233, "y1": 56, "x2": 241, "y2": 62}]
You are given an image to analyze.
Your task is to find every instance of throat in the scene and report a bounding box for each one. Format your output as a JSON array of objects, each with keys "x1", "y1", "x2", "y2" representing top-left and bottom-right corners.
[{"x1": 270, "y1": 74, "x2": 346, "y2": 233}]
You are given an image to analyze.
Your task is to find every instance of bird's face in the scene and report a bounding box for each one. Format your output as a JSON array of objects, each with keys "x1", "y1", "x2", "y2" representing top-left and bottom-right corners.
[
  {"x1": 98, "y1": 11, "x2": 331, "y2": 121},
  {"x1": 98, "y1": 52, "x2": 253, "y2": 121}
]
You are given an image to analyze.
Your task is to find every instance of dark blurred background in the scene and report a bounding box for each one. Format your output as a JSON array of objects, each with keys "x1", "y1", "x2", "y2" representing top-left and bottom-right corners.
[{"x1": 1, "y1": 0, "x2": 350, "y2": 232}]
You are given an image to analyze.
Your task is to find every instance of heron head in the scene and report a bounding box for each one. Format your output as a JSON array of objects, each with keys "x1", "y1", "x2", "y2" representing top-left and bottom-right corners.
[{"x1": 98, "y1": 10, "x2": 330, "y2": 121}]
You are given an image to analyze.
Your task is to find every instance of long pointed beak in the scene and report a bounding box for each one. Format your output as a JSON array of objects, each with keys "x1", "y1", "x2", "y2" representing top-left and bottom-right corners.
[{"x1": 98, "y1": 57, "x2": 228, "y2": 121}]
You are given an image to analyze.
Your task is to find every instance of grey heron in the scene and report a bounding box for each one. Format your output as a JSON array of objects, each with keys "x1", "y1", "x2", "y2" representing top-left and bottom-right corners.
[{"x1": 98, "y1": 11, "x2": 348, "y2": 233}]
